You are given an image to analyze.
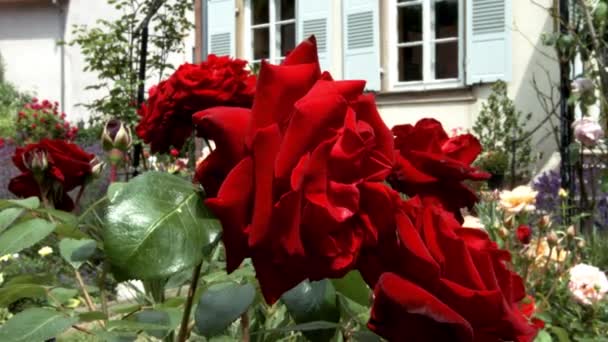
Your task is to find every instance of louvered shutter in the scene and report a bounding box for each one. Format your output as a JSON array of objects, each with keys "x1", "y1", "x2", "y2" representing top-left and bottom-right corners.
[
  {"x1": 342, "y1": 0, "x2": 380, "y2": 91},
  {"x1": 465, "y1": 0, "x2": 512, "y2": 84},
  {"x1": 297, "y1": 0, "x2": 332, "y2": 72},
  {"x1": 205, "y1": 0, "x2": 235, "y2": 57}
]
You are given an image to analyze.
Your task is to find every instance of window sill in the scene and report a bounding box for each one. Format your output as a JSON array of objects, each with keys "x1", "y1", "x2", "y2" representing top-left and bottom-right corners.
[{"x1": 374, "y1": 87, "x2": 476, "y2": 106}]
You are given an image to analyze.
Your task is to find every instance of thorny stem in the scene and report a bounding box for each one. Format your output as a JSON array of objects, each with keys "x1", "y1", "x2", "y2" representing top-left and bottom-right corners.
[{"x1": 177, "y1": 261, "x2": 203, "y2": 342}]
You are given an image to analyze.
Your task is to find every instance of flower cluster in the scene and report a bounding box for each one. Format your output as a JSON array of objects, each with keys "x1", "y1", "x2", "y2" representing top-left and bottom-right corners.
[
  {"x1": 136, "y1": 55, "x2": 256, "y2": 154},
  {"x1": 14, "y1": 98, "x2": 78, "y2": 145},
  {"x1": 8, "y1": 139, "x2": 97, "y2": 211},
  {"x1": 186, "y1": 37, "x2": 537, "y2": 341},
  {"x1": 568, "y1": 263, "x2": 608, "y2": 305}
]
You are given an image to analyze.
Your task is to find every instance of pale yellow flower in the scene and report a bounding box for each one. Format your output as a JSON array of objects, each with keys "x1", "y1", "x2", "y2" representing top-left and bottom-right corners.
[
  {"x1": 568, "y1": 263, "x2": 608, "y2": 305},
  {"x1": 0, "y1": 254, "x2": 12, "y2": 263},
  {"x1": 37, "y1": 246, "x2": 53, "y2": 257},
  {"x1": 462, "y1": 215, "x2": 485, "y2": 229},
  {"x1": 65, "y1": 298, "x2": 81, "y2": 309},
  {"x1": 526, "y1": 238, "x2": 568, "y2": 267},
  {"x1": 499, "y1": 185, "x2": 538, "y2": 213},
  {"x1": 558, "y1": 188, "x2": 568, "y2": 198}
]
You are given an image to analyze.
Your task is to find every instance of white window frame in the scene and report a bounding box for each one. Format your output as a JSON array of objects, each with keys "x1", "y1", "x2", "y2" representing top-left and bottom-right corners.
[
  {"x1": 387, "y1": 0, "x2": 464, "y2": 91},
  {"x1": 244, "y1": 0, "x2": 298, "y2": 65}
]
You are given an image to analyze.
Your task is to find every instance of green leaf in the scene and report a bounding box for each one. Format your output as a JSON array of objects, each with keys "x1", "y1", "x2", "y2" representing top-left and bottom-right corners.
[
  {"x1": 54, "y1": 223, "x2": 89, "y2": 239},
  {"x1": 194, "y1": 282, "x2": 256, "y2": 337},
  {"x1": 550, "y1": 326, "x2": 571, "y2": 342},
  {"x1": 107, "y1": 319, "x2": 171, "y2": 332},
  {"x1": 282, "y1": 279, "x2": 340, "y2": 342},
  {"x1": 351, "y1": 330, "x2": 383, "y2": 342},
  {"x1": 133, "y1": 310, "x2": 172, "y2": 339},
  {"x1": 36, "y1": 208, "x2": 78, "y2": 226},
  {"x1": 0, "y1": 208, "x2": 24, "y2": 233},
  {"x1": 331, "y1": 271, "x2": 370, "y2": 306},
  {"x1": 535, "y1": 329, "x2": 553, "y2": 342},
  {"x1": 109, "y1": 303, "x2": 141, "y2": 314},
  {"x1": 0, "y1": 308, "x2": 77, "y2": 342},
  {"x1": 59, "y1": 238, "x2": 97, "y2": 269},
  {"x1": 254, "y1": 321, "x2": 341, "y2": 335},
  {"x1": 4, "y1": 273, "x2": 53, "y2": 286},
  {"x1": 48, "y1": 287, "x2": 78, "y2": 304},
  {"x1": 0, "y1": 284, "x2": 47, "y2": 306},
  {"x1": 107, "y1": 182, "x2": 126, "y2": 200},
  {"x1": 0, "y1": 197, "x2": 40, "y2": 210},
  {"x1": 104, "y1": 172, "x2": 217, "y2": 279},
  {"x1": 0, "y1": 218, "x2": 55, "y2": 256},
  {"x1": 337, "y1": 294, "x2": 369, "y2": 325},
  {"x1": 78, "y1": 311, "x2": 108, "y2": 322}
]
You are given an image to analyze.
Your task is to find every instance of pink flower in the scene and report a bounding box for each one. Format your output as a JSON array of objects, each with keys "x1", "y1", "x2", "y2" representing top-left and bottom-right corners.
[
  {"x1": 573, "y1": 118, "x2": 604, "y2": 147},
  {"x1": 568, "y1": 263, "x2": 608, "y2": 305}
]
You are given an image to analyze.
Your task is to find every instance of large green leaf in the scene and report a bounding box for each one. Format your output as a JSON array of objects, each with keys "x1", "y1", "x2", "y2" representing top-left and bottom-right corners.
[
  {"x1": 282, "y1": 279, "x2": 340, "y2": 342},
  {"x1": 194, "y1": 282, "x2": 256, "y2": 337},
  {"x1": 0, "y1": 308, "x2": 77, "y2": 342},
  {"x1": 331, "y1": 271, "x2": 370, "y2": 306},
  {"x1": 0, "y1": 218, "x2": 55, "y2": 256},
  {"x1": 0, "y1": 208, "x2": 24, "y2": 233},
  {"x1": 0, "y1": 197, "x2": 40, "y2": 210},
  {"x1": 0, "y1": 284, "x2": 47, "y2": 306},
  {"x1": 103, "y1": 172, "x2": 219, "y2": 280},
  {"x1": 59, "y1": 238, "x2": 97, "y2": 269}
]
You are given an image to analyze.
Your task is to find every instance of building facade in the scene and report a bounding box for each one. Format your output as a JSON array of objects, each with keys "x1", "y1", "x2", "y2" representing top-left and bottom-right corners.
[{"x1": 196, "y1": 0, "x2": 560, "y2": 167}]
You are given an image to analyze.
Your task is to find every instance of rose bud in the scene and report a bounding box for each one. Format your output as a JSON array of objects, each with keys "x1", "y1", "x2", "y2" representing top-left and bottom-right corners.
[
  {"x1": 538, "y1": 215, "x2": 552, "y2": 230},
  {"x1": 170, "y1": 148, "x2": 179, "y2": 158},
  {"x1": 567, "y1": 225, "x2": 576, "y2": 238},
  {"x1": 577, "y1": 240, "x2": 586, "y2": 249},
  {"x1": 516, "y1": 224, "x2": 532, "y2": 244},
  {"x1": 102, "y1": 119, "x2": 132, "y2": 152},
  {"x1": 89, "y1": 159, "x2": 106, "y2": 181},
  {"x1": 22, "y1": 149, "x2": 48, "y2": 183},
  {"x1": 547, "y1": 231, "x2": 559, "y2": 247},
  {"x1": 498, "y1": 227, "x2": 510, "y2": 239}
]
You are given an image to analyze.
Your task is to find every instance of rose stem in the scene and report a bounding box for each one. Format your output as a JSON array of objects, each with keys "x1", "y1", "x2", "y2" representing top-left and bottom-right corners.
[
  {"x1": 110, "y1": 164, "x2": 118, "y2": 183},
  {"x1": 75, "y1": 269, "x2": 96, "y2": 312},
  {"x1": 177, "y1": 261, "x2": 203, "y2": 342},
  {"x1": 241, "y1": 311, "x2": 250, "y2": 342}
]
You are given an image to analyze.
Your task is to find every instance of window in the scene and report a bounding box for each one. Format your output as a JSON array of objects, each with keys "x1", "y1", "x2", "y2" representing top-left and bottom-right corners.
[
  {"x1": 390, "y1": 0, "x2": 462, "y2": 89},
  {"x1": 246, "y1": 0, "x2": 296, "y2": 65}
]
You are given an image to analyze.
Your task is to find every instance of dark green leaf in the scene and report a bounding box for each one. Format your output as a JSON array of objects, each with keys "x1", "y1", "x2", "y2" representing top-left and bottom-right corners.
[
  {"x1": 352, "y1": 330, "x2": 383, "y2": 342},
  {"x1": 78, "y1": 311, "x2": 108, "y2": 322},
  {"x1": 59, "y1": 238, "x2": 97, "y2": 269},
  {"x1": 0, "y1": 218, "x2": 55, "y2": 256},
  {"x1": 253, "y1": 321, "x2": 341, "y2": 335},
  {"x1": 133, "y1": 310, "x2": 172, "y2": 339},
  {"x1": 0, "y1": 308, "x2": 77, "y2": 342},
  {"x1": 48, "y1": 288, "x2": 78, "y2": 304},
  {"x1": 0, "y1": 284, "x2": 47, "y2": 306},
  {"x1": 0, "y1": 208, "x2": 24, "y2": 233},
  {"x1": 282, "y1": 279, "x2": 340, "y2": 342},
  {"x1": 331, "y1": 271, "x2": 370, "y2": 306},
  {"x1": 550, "y1": 326, "x2": 571, "y2": 342},
  {"x1": 107, "y1": 320, "x2": 170, "y2": 332},
  {"x1": 104, "y1": 172, "x2": 217, "y2": 279},
  {"x1": 4, "y1": 273, "x2": 53, "y2": 286},
  {"x1": 109, "y1": 303, "x2": 141, "y2": 314},
  {"x1": 194, "y1": 282, "x2": 256, "y2": 337}
]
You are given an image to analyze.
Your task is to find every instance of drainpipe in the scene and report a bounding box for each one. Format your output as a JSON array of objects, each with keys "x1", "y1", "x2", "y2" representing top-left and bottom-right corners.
[{"x1": 52, "y1": 0, "x2": 66, "y2": 115}]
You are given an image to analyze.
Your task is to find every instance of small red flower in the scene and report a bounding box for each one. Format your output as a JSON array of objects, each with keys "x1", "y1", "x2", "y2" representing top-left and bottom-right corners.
[
  {"x1": 516, "y1": 225, "x2": 532, "y2": 244},
  {"x1": 31, "y1": 123, "x2": 37, "y2": 129},
  {"x1": 32, "y1": 97, "x2": 38, "y2": 103},
  {"x1": 170, "y1": 148, "x2": 179, "y2": 157}
]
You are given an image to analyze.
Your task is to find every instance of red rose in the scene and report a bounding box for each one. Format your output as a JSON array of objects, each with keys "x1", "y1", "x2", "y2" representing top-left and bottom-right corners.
[
  {"x1": 519, "y1": 296, "x2": 545, "y2": 330},
  {"x1": 8, "y1": 139, "x2": 95, "y2": 211},
  {"x1": 136, "y1": 55, "x2": 256, "y2": 153},
  {"x1": 170, "y1": 148, "x2": 179, "y2": 157},
  {"x1": 198, "y1": 36, "x2": 395, "y2": 303},
  {"x1": 516, "y1": 224, "x2": 532, "y2": 244},
  {"x1": 360, "y1": 198, "x2": 537, "y2": 341},
  {"x1": 388, "y1": 119, "x2": 489, "y2": 221}
]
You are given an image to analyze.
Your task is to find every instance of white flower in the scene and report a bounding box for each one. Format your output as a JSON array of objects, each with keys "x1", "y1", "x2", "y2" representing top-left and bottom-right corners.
[
  {"x1": 499, "y1": 185, "x2": 538, "y2": 214},
  {"x1": 462, "y1": 215, "x2": 485, "y2": 229},
  {"x1": 0, "y1": 273, "x2": 4, "y2": 286},
  {"x1": 37, "y1": 246, "x2": 53, "y2": 257},
  {"x1": 572, "y1": 118, "x2": 604, "y2": 147},
  {"x1": 568, "y1": 263, "x2": 608, "y2": 305},
  {"x1": 0, "y1": 255, "x2": 11, "y2": 263},
  {"x1": 115, "y1": 280, "x2": 145, "y2": 301}
]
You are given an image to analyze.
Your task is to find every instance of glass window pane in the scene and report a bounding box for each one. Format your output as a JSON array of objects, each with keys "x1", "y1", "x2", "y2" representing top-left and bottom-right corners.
[
  {"x1": 398, "y1": 5, "x2": 422, "y2": 43},
  {"x1": 278, "y1": 0, "x2": 295, "y2": 20},
  {"x1": 252, "y1": 0, "x2": 269, "y2": 25},
  {"x1": 435, "y1": 41, "x2": 458, "y2": 79},
  {"x1": 279, "y1": 23, "x2": 296, "y2": 57},
  {"x1": 398, "y1": 45, "x2": 423, "y2": 82},
  {"x1": 253, "y1": 27, "x2": 269, "y2": 60},
  {"x1": 434, "y1": 0, "x2": 458, "y2": 38}
]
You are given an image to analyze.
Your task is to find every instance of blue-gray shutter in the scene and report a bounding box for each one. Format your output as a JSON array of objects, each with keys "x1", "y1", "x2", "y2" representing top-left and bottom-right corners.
[
  {"x1": 465, "y1": 0, "x2": 512, "y2": 84},
  {"x1": 342, "y1": 0, "x2": 381, "y2": 91},
  {"x1": 205, "y1": 0, "x2": 235, "y2": 57},
  {"x1": 297, "y1": 0, "x2": 332, "y2": 72}
]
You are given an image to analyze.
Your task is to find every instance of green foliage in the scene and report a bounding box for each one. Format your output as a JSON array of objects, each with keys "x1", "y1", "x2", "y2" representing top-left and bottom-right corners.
[
  {"x1": 0, "y1": 308, "x2": 77, "y2": 342},
  {"x1": 0, "y1": 53, "x2": 32, "y2": 138},
  {"x1": 473, "y1": 81, "x2": 536, "y2": 181},
  {"x1": 69, "y1": 0, "x2": 193, "y2": 126}
]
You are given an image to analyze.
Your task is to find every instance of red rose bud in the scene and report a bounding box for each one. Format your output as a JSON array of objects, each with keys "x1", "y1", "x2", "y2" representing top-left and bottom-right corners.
[
  {"x1": 22, "y1": 149, "x2": 48, "y2": 183},
  {"x1": 170, "y1": 148, "x2": 179, "y2": 157},
  {"x1": 516, "y1": 225, "x2": 532, "y2": 244},
  {"x1": 31, "y1": 123, "x2": 37, "y2": 129},
  {"x1": 102, "y1": 119, "x2": 132, "y2": 151},
  {"x1": 32, "y1": 97, "x2": 38, "y2": 103}
]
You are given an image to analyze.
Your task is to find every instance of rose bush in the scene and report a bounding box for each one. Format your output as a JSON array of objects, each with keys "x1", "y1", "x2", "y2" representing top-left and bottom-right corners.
[
  {"x1": 136, "y1": 55, "x2": 256, "y2": 153},
  {"x1": 8, "y1": 139, "x2": 95, "y2": 210},
  {"x1": 196, "y1": 36, "x2": 395, "y2": 303},
  {"x1": 388, "y1": 119, "x2": 489, "y2": 220}
]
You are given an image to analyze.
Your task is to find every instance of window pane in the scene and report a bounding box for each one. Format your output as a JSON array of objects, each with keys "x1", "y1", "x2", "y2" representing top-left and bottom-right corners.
[
  {"x1": 279, "y1": 23, "x2": 296, "y2": 57},
  {"x1": 435, "y1": 41, "x2": 458, "y2": 79},
  {"x1": 398, "y1": 5, "x2": 422, "y2": 43},
  {"x1": 252, "y1": 0, "x2": 269, "y2": 25},
  {"x1": 278, "y1": 0, "x2": 295, "y2": 20},
  {"x1": 398, "y1": 45, "x2": 423, "y2": 82},
  {"x1": 434, "y1": 0, "x2": 458, "y2": 38},
  {"x1": 253, "y1": 27, "x2": 269, "y2": 60}
]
